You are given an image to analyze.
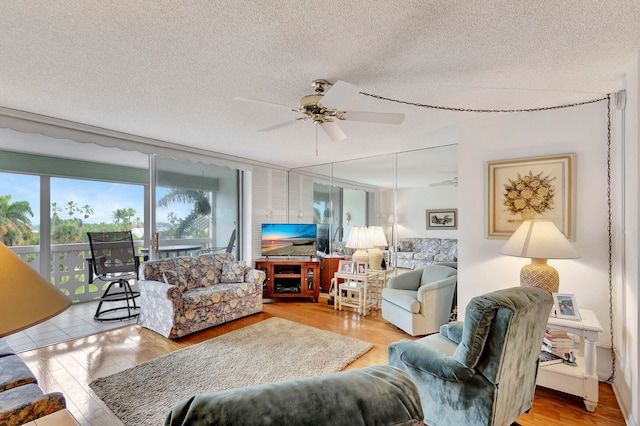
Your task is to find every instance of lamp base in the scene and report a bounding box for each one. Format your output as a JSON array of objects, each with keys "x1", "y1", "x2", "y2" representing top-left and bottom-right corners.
[
  {"x1": 368, "y1": 247, "x2": 383, "y2": 270},
  {"x1": 351, "y1": 249, "x2": 369, "y2": 267},
  {"x1": 520, "y1": 259, "x2": 559, "y2": 293}
]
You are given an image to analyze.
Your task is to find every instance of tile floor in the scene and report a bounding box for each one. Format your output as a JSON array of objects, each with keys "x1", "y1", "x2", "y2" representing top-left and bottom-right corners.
[{"x1": 5, "y1": 300, "x2": 138, "y2": 353}]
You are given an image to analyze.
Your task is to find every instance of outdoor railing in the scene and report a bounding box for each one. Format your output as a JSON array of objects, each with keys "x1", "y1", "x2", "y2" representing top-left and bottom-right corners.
[{"x1": 10, "y1": 238, "x2": 210, "y2": 304}]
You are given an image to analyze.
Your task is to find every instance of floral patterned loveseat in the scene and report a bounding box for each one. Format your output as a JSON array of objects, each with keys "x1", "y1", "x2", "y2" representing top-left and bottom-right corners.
[
  {"x1": 393, "y1": 238, "x2": 458, "y2": 269},
  {"x1": 138, "y1": 253, "x2": 265, "y2": 339}
]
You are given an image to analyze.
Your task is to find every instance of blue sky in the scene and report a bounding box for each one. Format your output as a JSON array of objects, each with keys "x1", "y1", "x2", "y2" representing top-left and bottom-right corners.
[{"x1": 0, "y1": 172, "x2": 190, "y2": 227}]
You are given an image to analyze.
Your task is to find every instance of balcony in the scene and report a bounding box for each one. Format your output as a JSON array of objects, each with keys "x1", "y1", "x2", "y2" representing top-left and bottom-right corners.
[{"x1": 10, "y1": 239, "x2": 209, "y2": 304}]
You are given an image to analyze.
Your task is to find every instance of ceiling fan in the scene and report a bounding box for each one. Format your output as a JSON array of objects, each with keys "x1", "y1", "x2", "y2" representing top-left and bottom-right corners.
[
  {"x1": 430, "y1": 176, "x2": 458, "y2": 187},
  {"x1": 235, "y1": 79, "x2": 405, "y2": 141}
]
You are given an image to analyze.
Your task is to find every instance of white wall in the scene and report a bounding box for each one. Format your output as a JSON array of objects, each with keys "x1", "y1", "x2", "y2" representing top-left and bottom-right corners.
[
  {"x1": 616, "y1": 52, "x2": 639, "y2": 426},
  {"x1": 396, "y1": 185, "x2": 458, "y2": 240},
  {"x1": 457, "y1": 101, "x2": 613, "y2": 374}
]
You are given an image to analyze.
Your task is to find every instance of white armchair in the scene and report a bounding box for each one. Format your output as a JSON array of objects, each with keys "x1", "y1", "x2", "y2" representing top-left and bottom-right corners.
[{"x1": 381, "y1": 265, "x2": 457, "y2": 336}]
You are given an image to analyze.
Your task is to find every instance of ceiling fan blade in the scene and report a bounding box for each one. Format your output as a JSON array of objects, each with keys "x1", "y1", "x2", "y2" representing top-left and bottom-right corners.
[
  {"x1": 320, "y1": 80, "x2": 360, "y2": 108},
  {"x1": 430, "y1": 177, "x2": 458, "y2": 187},
  {"x1": 234, "y1": 97, "x2": 298, "y2": 111},
  {"x1": 259, "y1": 120, "x2": 300, "y2": 133},
  {"x1": 342, "y1": 111, "x2": 405, "y2": 125},
  {"x1": 320, "y1": 121, "x2": 347, "y2": 141}
]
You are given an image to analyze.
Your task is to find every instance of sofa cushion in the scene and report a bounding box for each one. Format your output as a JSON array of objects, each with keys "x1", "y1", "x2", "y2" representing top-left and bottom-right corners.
[
  {"x1": 413, "y1": 238, "x2": 442, "y2": 255},
  {"x1": 163, "y1": 270, "x2": 190, "y2": 292},
  {"x1": 197, "y1": 253, "x2": 234, "y2": 286},
  {"x1": 183, "y1": 282, "x2": 255, "y2": 310},
  {"x1": 0, "y1": 355, "x2": 37, "y2": 392},
  {"x1": 413, "y1": 252, "x2": 434, "y2": 261},
  {"x1": 433, "y1": 253, "x2": 457, "y2": 262},
  {"x1": 398, "y1": 239, "x2": 414, "y2": 252},
  {"x1": 221, "y1": 261, "x2": 246, "y2": 283},
  {"x1": 439, "y1": 238, "x2": 458, "y2": 256},
  {"x1": 0, "y1": 339, "x2": 15, "y2": 358},
  {"x1": 0, "y1": 383, "x2": 66, "y2": 425},
  {"x1": 396, "y1": 252, "x2": 414, "y2": 260},
  {"x1": 381, "y1": 289, "x2": 421, "y2": 314}
]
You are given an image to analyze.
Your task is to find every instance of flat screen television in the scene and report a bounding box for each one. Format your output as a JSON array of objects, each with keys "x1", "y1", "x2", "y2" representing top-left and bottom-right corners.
[{"x1": 261, "y1": 224, "x2": 318, "y2": 257}]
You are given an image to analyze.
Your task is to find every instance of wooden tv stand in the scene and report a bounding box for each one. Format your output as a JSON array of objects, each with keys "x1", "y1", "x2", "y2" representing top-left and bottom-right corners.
[{"x1": 256, "y1": 259, "x2": 320, "y2": 302}]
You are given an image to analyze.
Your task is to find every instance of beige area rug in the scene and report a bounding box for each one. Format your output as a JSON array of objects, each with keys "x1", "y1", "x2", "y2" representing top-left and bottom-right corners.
[{"x1": 89, "y1": 317, "x2": 373, "y2": 426}]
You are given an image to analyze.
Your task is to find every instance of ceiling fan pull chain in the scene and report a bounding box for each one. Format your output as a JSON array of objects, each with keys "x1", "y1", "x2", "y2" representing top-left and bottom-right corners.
[{"x1": 315, "y1": 124, "x2": 319, "y2": 156}]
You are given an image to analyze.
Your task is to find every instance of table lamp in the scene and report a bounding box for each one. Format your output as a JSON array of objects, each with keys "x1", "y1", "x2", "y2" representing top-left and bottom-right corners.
[
  {"x1": 500, "y1": 220, "x2": 579, "y2": 293},
  {"x1": 367, "y1": 226, "x2": 388, "y2": 270},
  {"x1": 0, "y1": 243, "x2": 71, "y2": 337},
  {"x1": 346, "y1": 226, "x2": 372, "y2": 266}
]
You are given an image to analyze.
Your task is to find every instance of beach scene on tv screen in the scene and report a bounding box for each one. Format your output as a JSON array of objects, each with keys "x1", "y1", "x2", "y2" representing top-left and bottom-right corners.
[{"x1": 261, "y1": 224, "x2": 317, "y2": 256}]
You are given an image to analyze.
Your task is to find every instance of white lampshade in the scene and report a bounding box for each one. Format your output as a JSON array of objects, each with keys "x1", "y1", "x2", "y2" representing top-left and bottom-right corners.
[
  {"x1": 500, "y1": 220, "x2": 579, "y2": 293},
  {"x1": 0, "y1": 243, "x2": 71, "y2": 337},
  {"x1": 346, "y1": 226, "x2": 372, "y2": 266},
  {"x1": 368, "y1": 226, "x2": 388, "y2": 247},
  {"x1": 367, "y1": 226, "x2": 388, "y2": 270}
]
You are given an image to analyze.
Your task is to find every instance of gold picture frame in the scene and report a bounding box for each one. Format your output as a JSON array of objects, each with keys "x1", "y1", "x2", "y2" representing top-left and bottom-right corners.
[{"x1": 487, "y1": 154, "x2": 573, "y2": 238}]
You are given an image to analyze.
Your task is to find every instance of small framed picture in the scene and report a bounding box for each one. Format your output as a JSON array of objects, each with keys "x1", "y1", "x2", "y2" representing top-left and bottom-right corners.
[
  {"x1": 338, "y1": 260, "x2": 354, "y2": 274},
  {"x1": 426, "y1": 209, "x2": 458, "y2": 230},
  {"x1": 356, "y1": 261, "x2": 367, "y2": 275},
  {"x1": 552, "y1": 293, "x2": 581, "y2": 321}
]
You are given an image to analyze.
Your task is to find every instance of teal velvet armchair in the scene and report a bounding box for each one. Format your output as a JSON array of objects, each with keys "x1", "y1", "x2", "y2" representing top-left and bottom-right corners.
[
  {"x1": 388, "y1": 286, "x2": 553, "y2": 426},
  {"x1": 381, "y1": 264, "x2": 457, "y2": 336}
]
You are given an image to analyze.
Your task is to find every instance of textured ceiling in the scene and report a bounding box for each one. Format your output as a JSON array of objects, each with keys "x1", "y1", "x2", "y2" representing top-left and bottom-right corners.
[{"x1": 1, "y1": 1, "x2": 638, "y2": 174}]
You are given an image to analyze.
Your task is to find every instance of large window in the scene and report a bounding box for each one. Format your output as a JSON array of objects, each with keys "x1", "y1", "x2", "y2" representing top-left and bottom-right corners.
[
  {"x1": 0, "y1": 172, "x2": 40, "y2": 247},
  {"x1": 50, "y1": 177, "x2": 145, "y2": 244}
]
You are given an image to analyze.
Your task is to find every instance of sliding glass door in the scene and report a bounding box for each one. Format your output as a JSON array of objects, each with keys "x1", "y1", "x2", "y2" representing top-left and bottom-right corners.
[{"x1": 151, "y1": 156, "x2": 240, "y2": 259}]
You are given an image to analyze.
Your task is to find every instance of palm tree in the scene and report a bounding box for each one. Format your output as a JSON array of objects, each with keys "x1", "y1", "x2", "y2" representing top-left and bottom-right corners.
[
  {"x1": 112, "y1": 209, "x2": 129, "y2": 226},
  {"x1": 0, "y1": 194, "x2": 34, "y2": 245},
  {"x1": 65, "y1": 201, "x2": 79, "y2": 216},
  {"x1": 82, "y1": 204, "x2": 94, "y2": 219},
  {"x1": 157, "y1": 189, "x2": 211, "y2": 238}
]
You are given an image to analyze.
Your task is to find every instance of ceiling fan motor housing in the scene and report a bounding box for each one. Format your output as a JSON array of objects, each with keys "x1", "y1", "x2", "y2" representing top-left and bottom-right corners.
[{"x1": 300, "y1": 94, "x2": 335, "y2": 118}]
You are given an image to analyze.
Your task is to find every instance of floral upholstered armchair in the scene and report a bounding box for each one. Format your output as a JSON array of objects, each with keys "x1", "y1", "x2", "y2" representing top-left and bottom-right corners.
[{"x1": 138, "y1": 253, "x2": 265, "y2": 339}]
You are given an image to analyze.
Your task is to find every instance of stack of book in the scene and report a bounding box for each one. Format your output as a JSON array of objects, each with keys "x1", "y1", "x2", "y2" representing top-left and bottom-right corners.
[
  {"x1": 542, "y1": 326, "x2": 574, "y2": 356},
  {"x1": 539, "y1": 350, "x2": 564, "y2": 366}
]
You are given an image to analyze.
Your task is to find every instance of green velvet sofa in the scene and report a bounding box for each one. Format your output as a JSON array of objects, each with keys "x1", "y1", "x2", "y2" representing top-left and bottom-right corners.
[{"x1": 165, "y1": 365, "x2": 423, "y2": 426}]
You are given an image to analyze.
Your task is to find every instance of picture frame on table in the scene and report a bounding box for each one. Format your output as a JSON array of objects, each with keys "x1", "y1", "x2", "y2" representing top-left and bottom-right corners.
[
  {"x1": 487, "y1": 153, "x2": 574, "y2": 238},
  {"x1": 426, "y1": 209, "x2": 458, "y2": 230},
  {"x1": 356, "y1": 261, "x2": 367, "y2": 275},
  {"x1": 552, "y1": 292, "x2": 581, "y2": 321},
  {"x1": 338, "y1": 260, "x2": 354, "y2": 274}
]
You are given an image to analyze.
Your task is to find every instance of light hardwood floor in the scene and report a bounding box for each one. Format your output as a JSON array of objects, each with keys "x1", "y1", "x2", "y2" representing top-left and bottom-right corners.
[{"x1": 19, "y1": 296, "x2": 625, "y2": 425}]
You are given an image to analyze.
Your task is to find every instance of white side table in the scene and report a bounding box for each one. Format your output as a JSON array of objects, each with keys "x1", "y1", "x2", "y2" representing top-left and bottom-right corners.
[
  {"x1": 536, "y1": 308, "x2": 603, "y2": 412},
  {"x1": 369, "y1": 268, "x2": 395, "y2": 308},
  {"x1": 333, "y1": 271, "x2": 378, "y2": 316}
]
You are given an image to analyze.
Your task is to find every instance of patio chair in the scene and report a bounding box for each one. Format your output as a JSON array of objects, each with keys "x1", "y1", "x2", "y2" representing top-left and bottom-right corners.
[
  {"x1": 197, "y1": 229, "x2": 236, "y2": 255},
  {"x1": 87, "y1": 231, "x2": 141, "y2": 321}
]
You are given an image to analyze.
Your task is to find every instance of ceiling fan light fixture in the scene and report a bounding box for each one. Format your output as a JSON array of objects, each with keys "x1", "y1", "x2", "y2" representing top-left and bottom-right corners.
[{"x1": 311, "y1": 79, "x2": 329, "y2": 93}]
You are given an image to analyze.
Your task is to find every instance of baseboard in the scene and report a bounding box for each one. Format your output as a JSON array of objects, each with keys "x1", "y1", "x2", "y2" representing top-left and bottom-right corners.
[{"x1": 612, "y1": 377, "x2": 635, "y2": 426}]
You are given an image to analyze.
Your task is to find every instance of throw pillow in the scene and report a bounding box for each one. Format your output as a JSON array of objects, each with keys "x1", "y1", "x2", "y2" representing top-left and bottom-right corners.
[
  {"x1": 221, "y1": 260, "x2": 246, "y2": 283},
  {"x1": 163, "y1": 269, "x2": 189, "y2": 292}
]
